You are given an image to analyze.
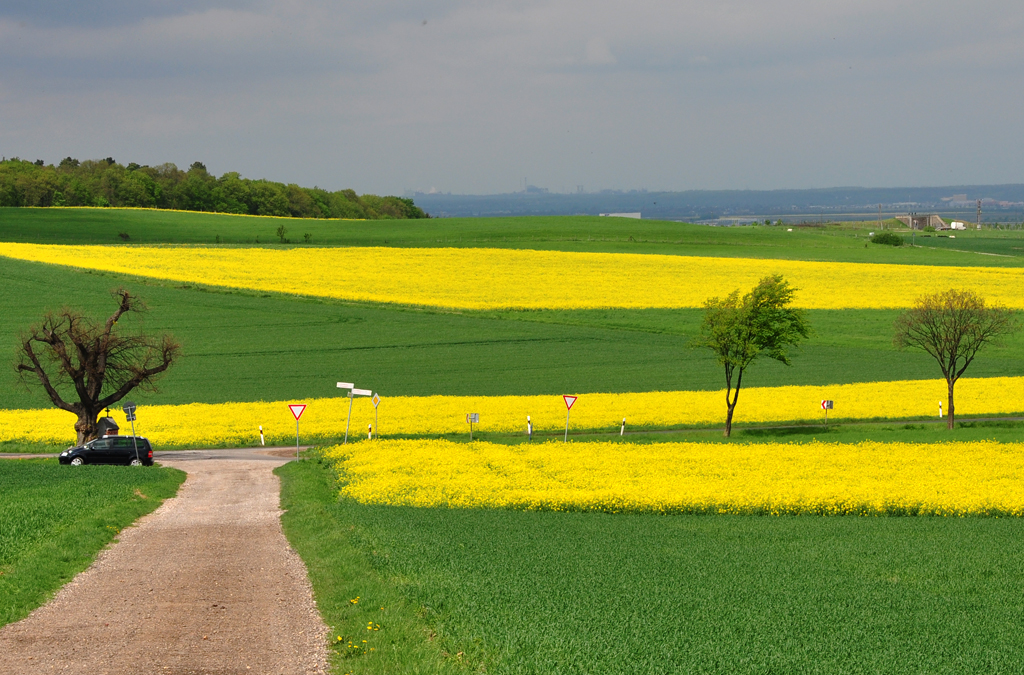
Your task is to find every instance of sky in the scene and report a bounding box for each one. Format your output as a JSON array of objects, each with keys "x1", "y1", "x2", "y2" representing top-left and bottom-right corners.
[{"x1": 1, "y1": 1, "x2": 1022, "y2": 195}]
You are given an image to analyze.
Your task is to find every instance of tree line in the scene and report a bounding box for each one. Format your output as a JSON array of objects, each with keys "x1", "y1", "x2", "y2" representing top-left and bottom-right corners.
[{"x1": 0, "y1": 157, "x2": 428, "y2": 220}]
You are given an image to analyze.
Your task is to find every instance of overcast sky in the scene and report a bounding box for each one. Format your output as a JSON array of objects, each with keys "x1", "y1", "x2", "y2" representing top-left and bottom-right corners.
[{"x1": 1, "y1": 1, "x2": 1021, "y2": 194}]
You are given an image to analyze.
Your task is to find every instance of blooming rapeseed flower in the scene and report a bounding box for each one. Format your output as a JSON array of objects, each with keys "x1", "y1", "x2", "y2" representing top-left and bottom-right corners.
[
  {"x1": 2, "y1": 243, "x2": 1023, "y2": 310},
  {"x1": 2, "y1": 376, "x2": 1020, "y2": 447},
  {"x1": 325, "y1": 438, "x2": 1024, "y2": 516}
]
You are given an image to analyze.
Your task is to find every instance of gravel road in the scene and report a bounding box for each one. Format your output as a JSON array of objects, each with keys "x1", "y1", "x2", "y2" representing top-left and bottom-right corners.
[{"x1": 0, "y1": 455, "x2": 329, "y2": 674}]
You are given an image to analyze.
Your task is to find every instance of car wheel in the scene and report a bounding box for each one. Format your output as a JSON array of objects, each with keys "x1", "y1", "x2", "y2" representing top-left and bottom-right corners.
[
  {"x1": 70, "y1": 457, "x2": 85, "y2": 466},
  {"x1": 129, "y1": 458, "x2": 143, "y2": 466}
]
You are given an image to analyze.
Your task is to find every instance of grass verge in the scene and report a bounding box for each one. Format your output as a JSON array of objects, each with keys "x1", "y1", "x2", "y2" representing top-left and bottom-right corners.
[
  {"x1": 278, "y1": 456, "x2": 1024, "y2": 673},
  {"x1": 0, "y1": 459, "x2": 185, "y2": 627},
  {"x1": 276, "y1": 457, "x2": 460, "y2": 675}
]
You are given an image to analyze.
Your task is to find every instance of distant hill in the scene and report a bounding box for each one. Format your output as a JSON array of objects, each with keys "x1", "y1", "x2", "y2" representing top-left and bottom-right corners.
[
  {"x1": 0, "y1": 157, "x2": 428, "y2": 220},
  {"x1": 411, "y1": 185, "x2": 1024, "y2": 222}
]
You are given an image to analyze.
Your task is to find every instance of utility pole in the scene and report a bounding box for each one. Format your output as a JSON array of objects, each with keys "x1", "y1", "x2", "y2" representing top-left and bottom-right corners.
[{"x1": 977, "y1": 199, "x2": 982, "y2": 229}]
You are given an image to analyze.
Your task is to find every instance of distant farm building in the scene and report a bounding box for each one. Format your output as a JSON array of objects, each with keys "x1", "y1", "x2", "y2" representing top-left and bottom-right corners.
[
  {"x1": 599, "y1": 212, "x2": 642, "y2": 219},
  {"x1": 896, "y1": 214, "x2": 945, "y2": 230}
]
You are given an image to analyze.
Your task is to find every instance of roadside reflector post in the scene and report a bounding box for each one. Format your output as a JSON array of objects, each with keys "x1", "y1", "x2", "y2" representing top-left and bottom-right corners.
[
  {"x1": 527, "y1": 415, "x2": 532, "y2": 442},
  {"x1": 939, "y1": 401, "x2": 943, "y2": 418},
  {"x1": 563, "y1": 395, "x2": 577, "y2": 442},
  {"x1": 466, "y1": 413, "x2": 479, "y2": 441},
  {"x1": 259, "y1": 425, "x2": 265, "y2": 446},
  {"x1": 368, "y1": 423, "x2": 373, "y2": 440},
  {"x1": 289, "y1": 404, "x2": 306, "y2": 459},
  {"x1": 621, "y1": 418, "x2": 626, "y2": 436}
]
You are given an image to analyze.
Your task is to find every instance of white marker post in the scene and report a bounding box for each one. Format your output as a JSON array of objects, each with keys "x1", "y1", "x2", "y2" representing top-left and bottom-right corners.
[
  {"x1": 368, "y1": 424, "x2": 373, "y2": 440},
  {"x1": 259, "y1": 425, "x2": 265, "y2": 446},
  {"x1": 621, "y1": 418, "x2": 626, "y2": 436},
  {"x1": 289, "y1": 404, "x2": 306, "y2": 459},
  {"x1": 527, "y1": 415, "x2": 532, "y2": 442},
  {"x1": 939, "y1": 402, "x2": 943, "y2": 418},
  {"x1": 372, "y1": 393, "x2": 381, "y2": 439},
  {"x1": 821, "y1": 399, "x2": 833, "y2": 426},
  {"x1": 563, "y1": 395, "x2": 577, "y2": 442}
]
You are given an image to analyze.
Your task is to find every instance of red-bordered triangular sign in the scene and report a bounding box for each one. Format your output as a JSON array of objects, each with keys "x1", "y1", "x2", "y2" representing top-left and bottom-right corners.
[
  {"x1": 563, "y1": 395, "x2": 578, "y2": 410},
  {"x1": 289, "y1": 404, "x2": 306, "y2": 420}
]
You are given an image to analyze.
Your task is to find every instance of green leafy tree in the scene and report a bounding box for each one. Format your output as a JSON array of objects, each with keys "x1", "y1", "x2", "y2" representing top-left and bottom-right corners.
[
  {"x1": 894, "y1": 289, "x2": 1019, "y2": 429},
  {"x1": 694, "y1": 275, "x2": 810, "y2": 436}
]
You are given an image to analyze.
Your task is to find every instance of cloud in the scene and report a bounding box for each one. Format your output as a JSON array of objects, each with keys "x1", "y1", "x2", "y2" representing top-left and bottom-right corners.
[{"x1": 1, "y1": 1, "x2": 1022, "y2": 193}]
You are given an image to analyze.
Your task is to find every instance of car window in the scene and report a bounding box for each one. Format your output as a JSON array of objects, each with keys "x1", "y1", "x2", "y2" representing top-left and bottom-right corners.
[
  {"x1": 90, "y1": 439, "x2": 112, "y2": 450},
  {"x1": 114, "y1": 438, "x2": 133, "y2": 448}
]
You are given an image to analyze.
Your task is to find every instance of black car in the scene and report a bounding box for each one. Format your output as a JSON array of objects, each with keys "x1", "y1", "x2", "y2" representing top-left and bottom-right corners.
[{"x1": 59, "y1": 436, "x2": 154, "y2": 466}]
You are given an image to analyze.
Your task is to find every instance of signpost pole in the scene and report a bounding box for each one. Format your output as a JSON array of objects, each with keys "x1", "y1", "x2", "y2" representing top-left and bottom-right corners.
[
  {"x1": 123, "y1": 402, "x2": 139, "y2": 463},
  {"x1": 296, "y1": 419, "x2": 300, "y2": 459},
  {"x1": 129, "y1": 417, "x2": 139, "y2": 462},
  {"x1": 345, "y1": 393, "x2": 354, "y2": 445},
  {"x1": 562, "y1": 395, "x2": 577, "y2": 442}
]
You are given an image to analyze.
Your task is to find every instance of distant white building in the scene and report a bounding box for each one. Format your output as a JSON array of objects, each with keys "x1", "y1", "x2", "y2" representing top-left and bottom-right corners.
[{"x1": 599, "y1": 212, "x2": 642, "y2": 219}]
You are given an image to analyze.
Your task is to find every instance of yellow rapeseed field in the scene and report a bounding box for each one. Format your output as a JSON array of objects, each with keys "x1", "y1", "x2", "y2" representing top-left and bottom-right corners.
[
  {"x1": 324, "y1": 438, "x2": 1024, "y2": 516},
  {"x1": 3, "y1": 376, "x2": 1022, "y2": 447},
  {"x1": 2, "y1": 242, "x2": 1023, "y2": 310}
]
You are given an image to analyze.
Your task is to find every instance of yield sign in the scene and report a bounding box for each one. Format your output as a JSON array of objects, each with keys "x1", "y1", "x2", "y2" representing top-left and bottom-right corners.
[
  {"x1": 289, "y1": 404, "x2": 306, "y2": 420},
  {"x1": 563, "y1": 395, "x2": 578, "y2": 410}
]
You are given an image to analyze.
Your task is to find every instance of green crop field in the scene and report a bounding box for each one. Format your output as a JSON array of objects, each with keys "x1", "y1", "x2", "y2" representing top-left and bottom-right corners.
[
  {"x1": 4, "y1": 207, "x2": 1024, "y2": 673},
  {"x1": 3, "y1": 206, "x2": 1024, "y2": 266},
  {"x1": 0, "y1": 459, "x2": 185, "y2": 627},
  {"x1": 2, "y1": 254, "x2": 1023, "y2": 413},
  {"x1": 279, "y1": 459, "x2": 1024, "y2": 675}
]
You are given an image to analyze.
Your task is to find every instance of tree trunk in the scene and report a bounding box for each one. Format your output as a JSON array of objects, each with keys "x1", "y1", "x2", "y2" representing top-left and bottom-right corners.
[
  {"x1": 947, "y1": 379, "x2": 955, "y2": 430},
  {"x1": 74, "y1": 409, "x2": 100, "y2": 446},
  {"x1": 724, "y1": 403, "x2": 735, "y2": 437}
]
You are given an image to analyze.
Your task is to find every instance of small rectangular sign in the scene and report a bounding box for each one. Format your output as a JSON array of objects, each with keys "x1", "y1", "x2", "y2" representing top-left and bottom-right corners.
[
  {"x1": 337, "y1": 382, "x2": 354, "y2": 389},
  {"x1": 125, "y1": 412, "x2": 137, "y2": 422},
  {"x1": 352, "y1": 388, "x2": 373, "y2": 397},
  {"x1": 466, "y1": 413, "x2": 479, "y2": 424},
  {"x1": 821, "y1": 400, "x2": 834, "y2": 410}
]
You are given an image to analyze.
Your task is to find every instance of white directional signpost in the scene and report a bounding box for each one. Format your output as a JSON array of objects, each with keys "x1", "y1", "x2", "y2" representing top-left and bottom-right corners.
[
  {"x1": 821, "y1": 399, "x2": 833, "y2": 426},
  {"x1": 289, "y1": 404, "x2": 306, "y2": 458},
  {"x1": 122, "y1": 401, "x2": 140, "y2": 464},
  {"x1": 338, "y1": 382, "x2": 373, "y2": 444},
  {"x1": 466, "y1": 413, "x2": 479, "y2": 440},
  {"x1": 372, "y1": 393, "x2": 381, "y2": 439},
  {"x1": 563, "y1": 395, "x2": 578, "y2": 442}
]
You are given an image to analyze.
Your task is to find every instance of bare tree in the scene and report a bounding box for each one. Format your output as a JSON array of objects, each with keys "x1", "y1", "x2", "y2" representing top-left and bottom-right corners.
[
  {"x1": 694, "y1": 275, "x2": 810, "y2": 437},
  {"x1": 894, "y1": 289, "x2": 1018, "y2": 429},
  {"x1": 16, "y1": 289, "x2": 180, "y2": 444}
]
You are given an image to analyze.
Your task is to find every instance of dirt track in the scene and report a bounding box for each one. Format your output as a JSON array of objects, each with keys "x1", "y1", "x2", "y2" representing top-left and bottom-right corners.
[{"x1": 0, "y1": 456, "x2": 329, "y2": 674}]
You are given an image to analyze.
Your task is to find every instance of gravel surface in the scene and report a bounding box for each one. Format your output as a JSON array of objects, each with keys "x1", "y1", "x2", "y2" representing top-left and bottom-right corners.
[{"x1": 0, "y1": 457, "x2": 329, "y2": 674}]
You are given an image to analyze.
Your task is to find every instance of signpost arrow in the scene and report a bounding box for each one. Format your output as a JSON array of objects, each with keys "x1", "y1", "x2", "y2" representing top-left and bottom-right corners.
[
  {"x1": 562, "y1": 395, "x2": 578, "y2": 442},
  {"x1": 289, "y1": 404, "x2": 306, "y2": 458}
]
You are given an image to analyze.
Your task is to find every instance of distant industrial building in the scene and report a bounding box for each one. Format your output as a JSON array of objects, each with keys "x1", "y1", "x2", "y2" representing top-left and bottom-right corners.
[{"x1": 599, "y1": 212, "x2": 642, "y2": 219}]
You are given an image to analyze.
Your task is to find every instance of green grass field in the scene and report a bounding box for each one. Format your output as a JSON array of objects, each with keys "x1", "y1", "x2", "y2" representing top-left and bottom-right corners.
[
  {"x1": 279, "y1": 458, "x2": 1024, "y2": 675},
  {"x1": 0, "y1": 459, "x2": 185, "y2": 627},
  {"x1": 3, "y1": 206, "x2": 1024, "y2": 266},
  {"x1": 2, "y1": 255, "x2": 1023, "y2": 413}
]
